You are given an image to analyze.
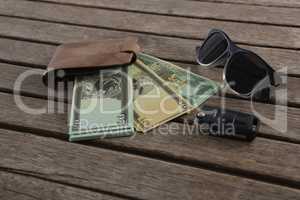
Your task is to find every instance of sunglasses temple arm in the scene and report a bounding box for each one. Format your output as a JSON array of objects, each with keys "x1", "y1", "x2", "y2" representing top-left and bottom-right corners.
[
  {"x1": 273, "y1": 72, "x2": 282, "y2": 87},
  {"x1": 264, "y1": 63, "x2": 281, "y2": 87}
]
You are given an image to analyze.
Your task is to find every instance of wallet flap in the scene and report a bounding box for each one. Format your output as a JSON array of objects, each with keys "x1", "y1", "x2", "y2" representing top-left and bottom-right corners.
[
  {"x1": 43, "y1": 37, "x2": 140, "y2": 86},
  {"x1": 48, "y1": 37, "x2": 140, "y2": 70}
]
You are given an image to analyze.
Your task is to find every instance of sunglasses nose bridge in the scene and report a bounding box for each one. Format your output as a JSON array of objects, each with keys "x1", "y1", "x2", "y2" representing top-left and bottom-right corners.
[
  {"x1": 228, "y1": 42, "x2": 240, "y2": 53},
  {"x1": 217, "y1": 50, "x2": 231, "y2": 66}
]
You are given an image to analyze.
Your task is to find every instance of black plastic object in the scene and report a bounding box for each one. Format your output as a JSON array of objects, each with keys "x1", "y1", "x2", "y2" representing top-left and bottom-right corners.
[{"x1": 197, "y1": 106, "x2": 259, "y2": 141}]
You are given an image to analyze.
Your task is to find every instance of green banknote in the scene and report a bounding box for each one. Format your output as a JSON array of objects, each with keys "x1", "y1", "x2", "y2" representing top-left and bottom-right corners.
[
  {"x1": 68, "y1": 67, "x2": 134, "y2": 142},
  {"x1": 137, "y1": 53, "x2": 219, "y2": 108},
  {"x1": 129, "y1": 60, "x2": 192, "y2": 133}
]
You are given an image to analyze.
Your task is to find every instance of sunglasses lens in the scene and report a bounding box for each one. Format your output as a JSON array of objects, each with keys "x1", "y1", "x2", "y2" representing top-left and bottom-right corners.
[
  {"x1": 226, "y1": 52, "x2": 267, "y2": 95},
  {"x1": 197, "y1": 32, "x2": 228, "y2": 65}
]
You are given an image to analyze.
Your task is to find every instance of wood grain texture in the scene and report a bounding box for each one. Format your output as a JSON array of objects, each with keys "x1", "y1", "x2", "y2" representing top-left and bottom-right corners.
[
  {"x1": 0, "y1": 171, "x2": 123, "y2": 200},
  {"x1": 0, "y1": 16, "x2": 300, "y2": 76},
  {"x1": 0, "y1": 0, "x2": 299, "y2": 196},
  {"x1": 1, "y1": 0, "x2": 300, "y2": 49},
  {"x1": 0, "y1": 92, "x2": 299, "y2": 184},
  {"x1": 38, "y1": 0, "x2": 300, "y2": 27},
  {"x1": 0, "y1": 128, "x2": 299, "y2": 200},
  {"x1": 193, "y1": 0, "x2": 300, "y2": 8}
]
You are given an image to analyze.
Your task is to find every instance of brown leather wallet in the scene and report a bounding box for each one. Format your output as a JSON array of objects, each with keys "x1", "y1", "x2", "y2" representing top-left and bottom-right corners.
[{"x1": 43, "y1": 37, "x2": 140, "y2": 85}]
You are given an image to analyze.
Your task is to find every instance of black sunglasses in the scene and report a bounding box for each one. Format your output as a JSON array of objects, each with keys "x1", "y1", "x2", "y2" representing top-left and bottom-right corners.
[{"x1": 196, "y1": 29, "x2": 281, "y2": 102}]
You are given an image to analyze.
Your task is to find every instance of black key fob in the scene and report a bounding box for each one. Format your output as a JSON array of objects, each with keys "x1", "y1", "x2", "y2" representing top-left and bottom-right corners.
[{"x1": 197, "y1": 106, "x2": 259, "y2": 141}]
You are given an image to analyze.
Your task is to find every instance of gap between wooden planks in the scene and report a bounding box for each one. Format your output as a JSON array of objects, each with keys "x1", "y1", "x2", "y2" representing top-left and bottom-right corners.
[
  {"x1": 0, "y1": 128, "x2": 299, "y2": 199},
  {"x1": 186, "y1": 0, "x2": 300, "y2": 9},
  {"x1": 1, "y1": 0, "x2": 300, "y2": 50}
]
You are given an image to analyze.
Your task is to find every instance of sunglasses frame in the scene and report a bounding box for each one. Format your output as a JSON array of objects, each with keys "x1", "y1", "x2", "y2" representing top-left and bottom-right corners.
[{"x1": 196, "y1": 29, "x2": 281, "y2": 99}]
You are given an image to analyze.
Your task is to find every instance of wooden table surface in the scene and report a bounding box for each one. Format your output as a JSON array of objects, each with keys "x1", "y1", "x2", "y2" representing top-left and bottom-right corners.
[{"x1": 0, "y1": 0, "x2": 300, "y2": 199}]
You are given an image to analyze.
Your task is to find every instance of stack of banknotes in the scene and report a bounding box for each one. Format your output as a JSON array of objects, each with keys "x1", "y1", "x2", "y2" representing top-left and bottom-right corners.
[{"x1": 68, "y1": 53, "x2": 219, "y2": 141}]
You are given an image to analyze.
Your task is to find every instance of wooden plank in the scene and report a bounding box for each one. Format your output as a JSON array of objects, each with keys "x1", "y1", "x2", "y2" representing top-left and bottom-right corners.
[
  {"x1": 0, "y1": 63, "x2": 50, "y2": 98},
  {"x1": 0, "y1": 128, "x2": 299, "y2": 199},
  {"x1": 0, "y1": 38, "x2": 55, "y2": 67},
  {"x1": 0, "y1": 16, "x2": 300, "y2": 76},
  {"x1": 193, "y1": 0, "x2": 300, "y2": 8},
  {"x1": 1, "y1": 0, "x2": 300, "y2": 49},
  {"x1": 0, "y1": 171, "x2": 123, "y2": 200},
  {"x1": 0, "y1": 92, "x2": 299, "y2": 184},
  {"x1": 40, "y1": 0, "x2": 300, "y2": 27}
]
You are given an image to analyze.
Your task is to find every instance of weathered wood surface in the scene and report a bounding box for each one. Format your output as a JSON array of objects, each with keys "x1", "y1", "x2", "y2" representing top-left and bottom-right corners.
[
  {"x1": 0, "y1": 128, "x2": 299, "y2": 200},
  {"x1": 1, "y1": 0, "x2": 300, "y2": 50},
  {"x1": 0, "y1": 0, "x2": 300, "y2": 198},
  {"x1": 38, "y1": 0, "x2": 300, "y2": 27},
  {"x1": 0, "y1": 171, "x2": 123, "y2": 200},
  {"x1": 0, "y1": 91, "x2": 299, "y2": 186}
]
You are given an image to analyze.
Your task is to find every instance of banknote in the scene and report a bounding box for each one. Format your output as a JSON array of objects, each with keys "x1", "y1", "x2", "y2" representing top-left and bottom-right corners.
[
  {"x1": 129, "y1": 60, "x2": 192, "y2": 133},
  {"x1": 137, "y1": 53, "x2": 219, "y2": 108},
  {"x1": 68, "y1": 67, "x2": 134, "y2": 142}
]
